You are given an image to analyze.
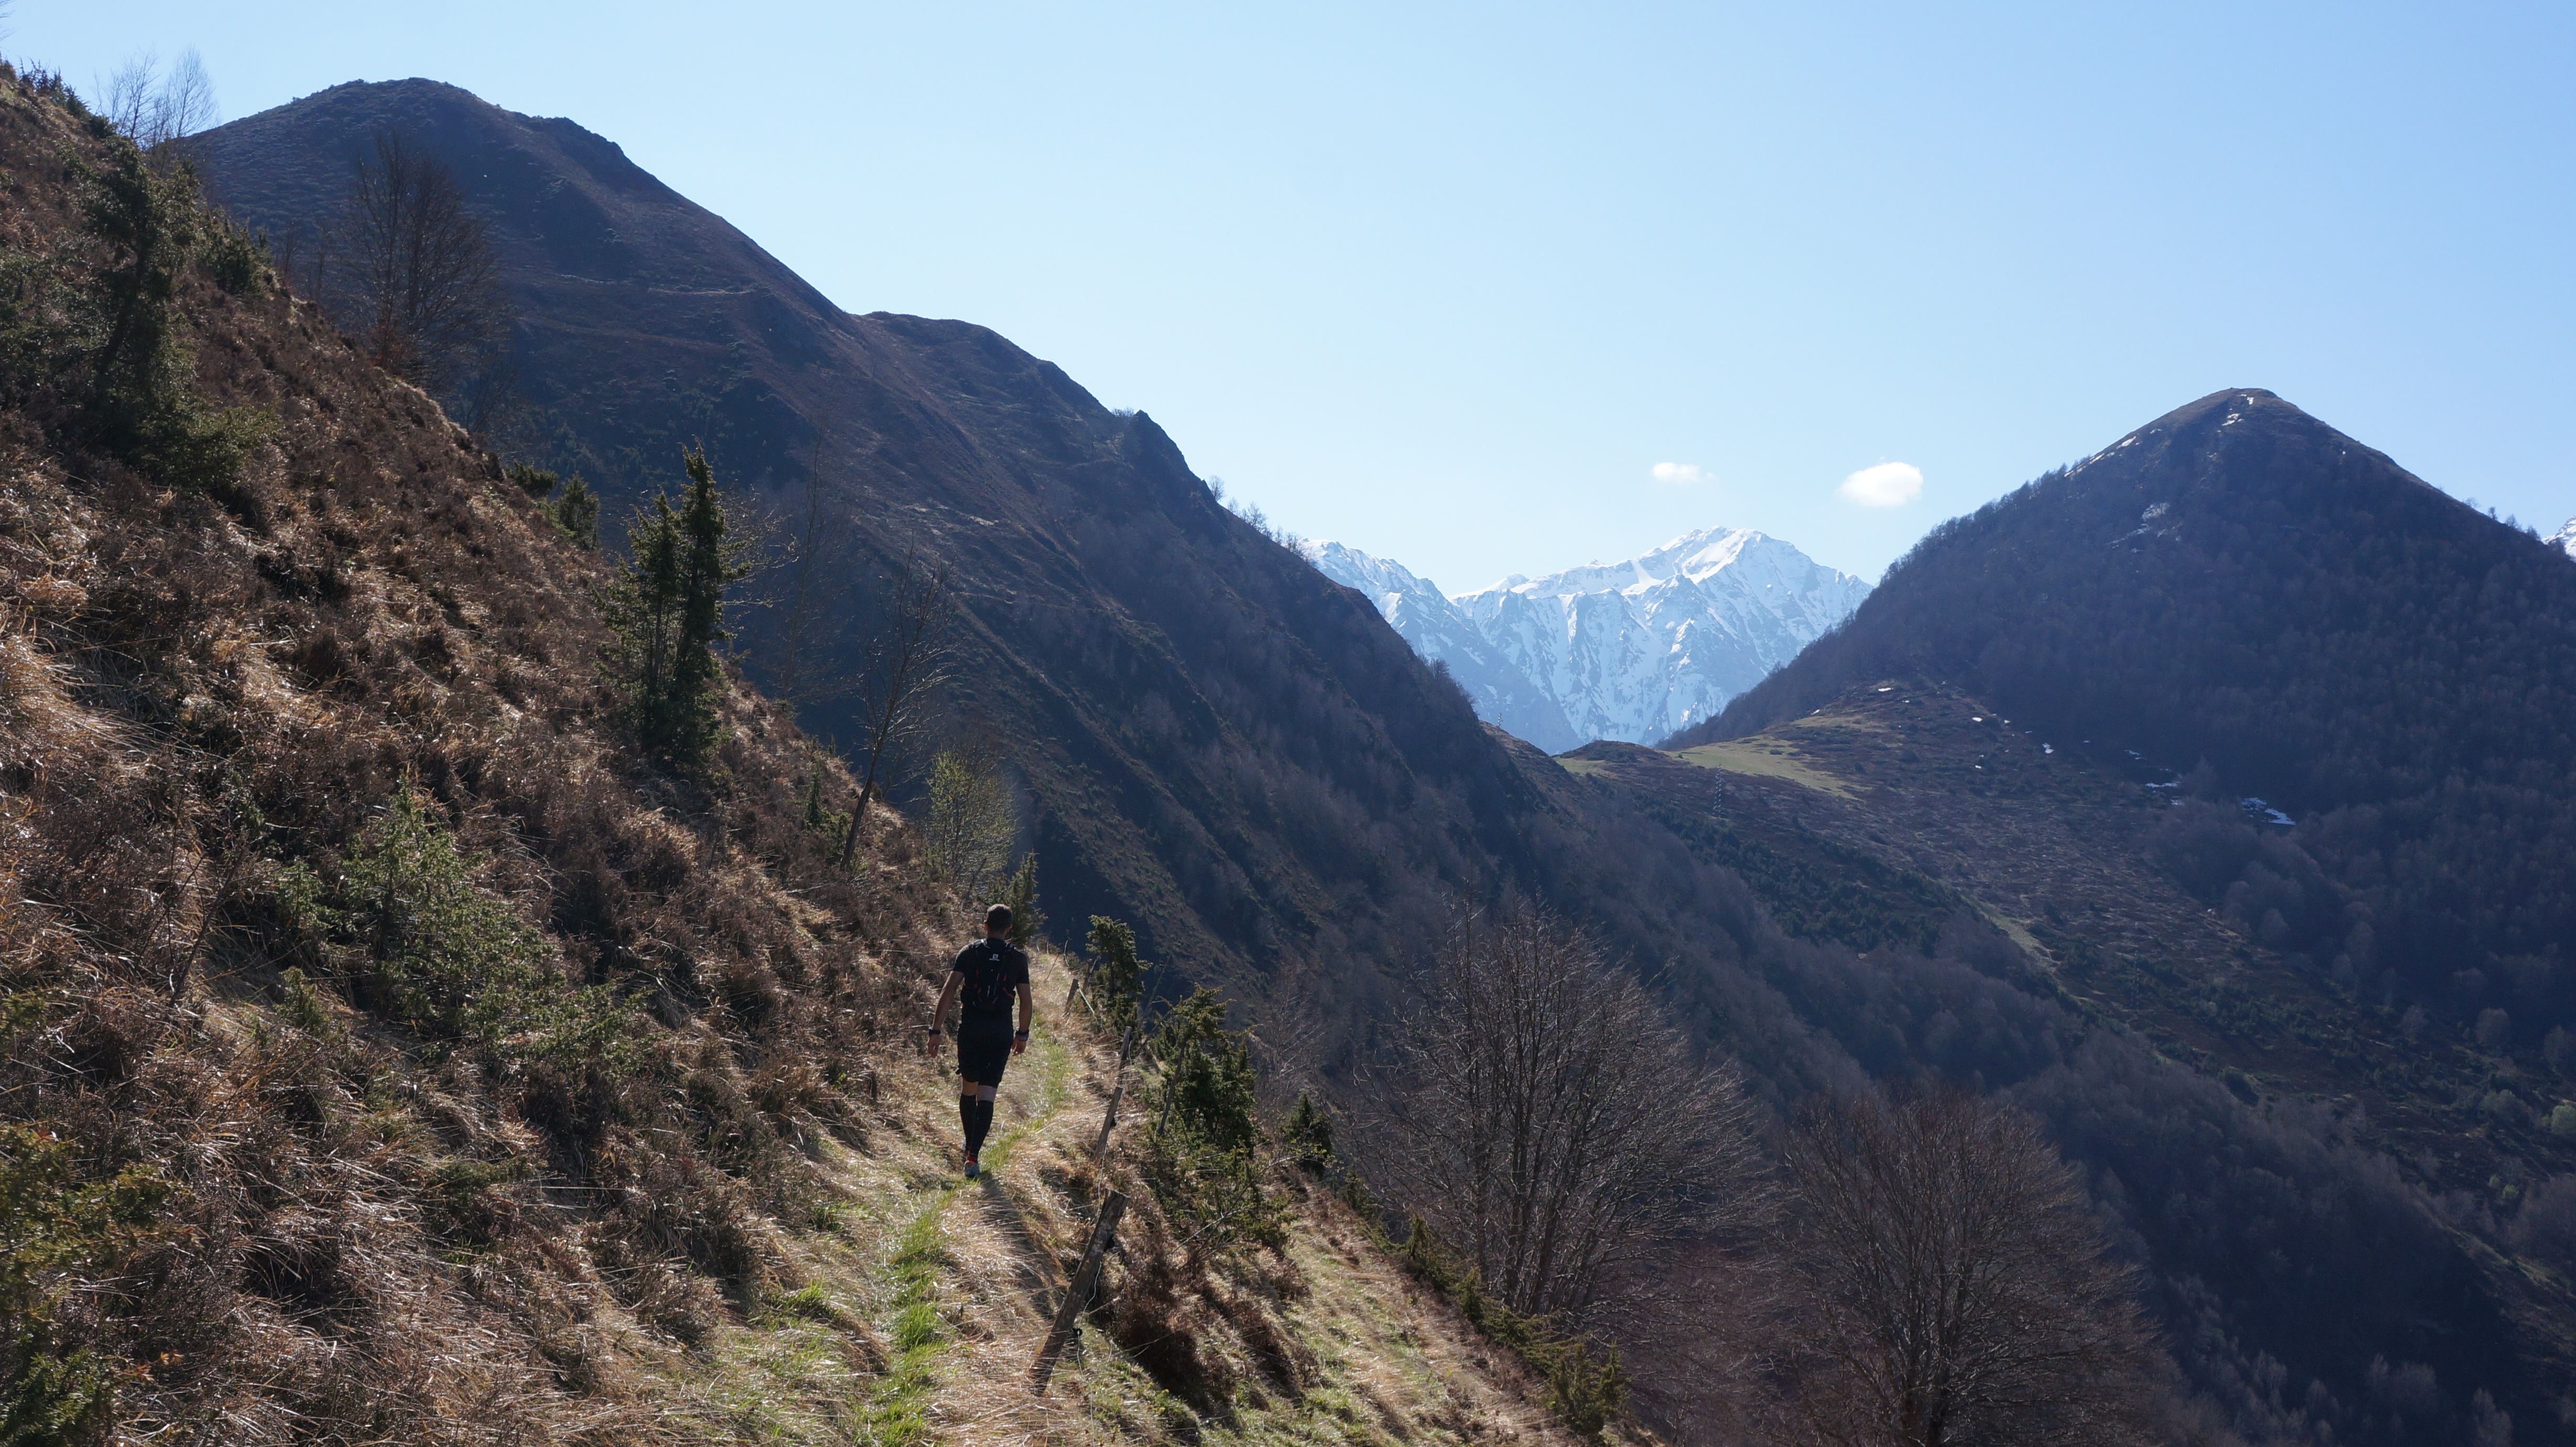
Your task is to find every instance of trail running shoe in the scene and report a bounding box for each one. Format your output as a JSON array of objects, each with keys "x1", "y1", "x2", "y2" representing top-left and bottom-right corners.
[{"x1": 964, "y1": 1157, "x2": 980, "y2": 1180}]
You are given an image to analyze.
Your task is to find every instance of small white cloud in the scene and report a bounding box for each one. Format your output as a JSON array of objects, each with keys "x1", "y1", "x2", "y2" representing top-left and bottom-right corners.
[
  {"x1": 1838, "y1": 461, "x2": 1923, "y2": 507},
  {"x1": 1651, "y1": 461, "x2": 1713, "y2": 487}
]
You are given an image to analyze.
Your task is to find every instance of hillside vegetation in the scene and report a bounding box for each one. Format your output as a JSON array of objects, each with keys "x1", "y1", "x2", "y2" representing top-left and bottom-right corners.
[{"x1": 0, "y1": 69, "x2": 1617, "y2": 1446}]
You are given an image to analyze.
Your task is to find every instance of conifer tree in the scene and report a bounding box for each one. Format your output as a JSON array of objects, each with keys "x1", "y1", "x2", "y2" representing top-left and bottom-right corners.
[
  {"x1": 1084, "y1": 915, "x2": 1146, "y2": 1035},
  {"x1": 801, "y1": 768, "x2": 831, "y2": 831},
  {"x1": 1285, "y1": 1089, "x2": 1334, "y2": 1172},
  {"x1": 1142, "y1": 988, "x2": 1279, "y2": 1246},
  {"x1": 82, "y1": 139, "x2": 198, "y2": 434},
  {"x1": 604, "y1": 449, "x2": 751, "y2": 768},
  {"x1": 999, "y1": 854, "x2": 1044, "y2": 947},
  {"x1": 72, "y1": 138, "x2": 269, "y2": 489},
  {"x1": 550, "y1": 473, "x2": 600, "y2": 546}
]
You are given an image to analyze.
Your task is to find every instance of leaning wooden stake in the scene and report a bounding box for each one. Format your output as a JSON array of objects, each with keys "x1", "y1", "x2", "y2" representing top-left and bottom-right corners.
[
  {"x1": 1090, "y1": 1011, "x2": 1149, "y2": 1168},
  {"x1": 1031, "y1": 1189, "x2": 1128, "y2": 1392}
]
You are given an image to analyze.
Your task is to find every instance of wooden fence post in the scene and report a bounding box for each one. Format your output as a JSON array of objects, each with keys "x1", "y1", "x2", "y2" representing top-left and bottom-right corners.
[
  {"x1": 1090, "y1": 1011, "x2": 1148, "y2": 1168},
  {"x1": 1030, "y1": 1189, "x2": 1128, "y2": 1392}
]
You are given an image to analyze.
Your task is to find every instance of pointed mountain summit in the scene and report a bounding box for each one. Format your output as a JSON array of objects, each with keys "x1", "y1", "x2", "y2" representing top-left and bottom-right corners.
[
  {"x1": 1307, "y1": 527, "x2": 1865, "y2": 751},
  {"x1": 1688, "y1": 387, "x2": 2576, "y2": 1016}
]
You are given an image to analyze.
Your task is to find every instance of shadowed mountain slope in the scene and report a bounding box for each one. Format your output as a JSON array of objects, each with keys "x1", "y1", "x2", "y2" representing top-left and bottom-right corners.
[
  {"x1": 195, "y1": 80, "x2": 1545, "y2": 1010},
  {"x1": 1680, "y1": 388, "x2": 2576, "y2": 1038}
]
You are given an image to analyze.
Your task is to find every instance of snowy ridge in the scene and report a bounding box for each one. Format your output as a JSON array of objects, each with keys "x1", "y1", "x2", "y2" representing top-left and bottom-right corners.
[
  {"x1": 1301, "y1": 541, "x2": 1579, "y2": 750},
  {"x1": 2553, "y1": 516, "x2": 2575, "y2": 563},
  {"x1": 1305, "y1": 528, "x2": 1869, "y2": 752}
]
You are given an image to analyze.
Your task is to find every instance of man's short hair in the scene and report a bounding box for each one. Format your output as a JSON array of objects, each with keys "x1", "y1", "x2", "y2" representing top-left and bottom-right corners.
[{"x1": 985, "y1": 904, "x2": 1014, "y2": 932}]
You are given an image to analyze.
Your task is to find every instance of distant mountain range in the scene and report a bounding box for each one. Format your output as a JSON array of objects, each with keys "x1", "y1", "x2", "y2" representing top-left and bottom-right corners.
[
  {"x1": 2555, "y1": 515, "x2": 2575, "y2": 561},
  {"x1": 1305, "y1": 529, "x2": 1868, "y2": 752}
]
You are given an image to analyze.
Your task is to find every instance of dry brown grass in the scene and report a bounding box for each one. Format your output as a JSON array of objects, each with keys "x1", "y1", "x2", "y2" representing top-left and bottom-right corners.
[{"x1": 0, "y1": 66, "x2": 965, "y2": 1444}]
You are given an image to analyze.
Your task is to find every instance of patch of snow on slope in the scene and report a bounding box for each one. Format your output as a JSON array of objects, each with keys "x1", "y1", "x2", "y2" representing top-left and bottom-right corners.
[{"x1": 2553, "y1": 516, "x2": 2576, "y2": 563}]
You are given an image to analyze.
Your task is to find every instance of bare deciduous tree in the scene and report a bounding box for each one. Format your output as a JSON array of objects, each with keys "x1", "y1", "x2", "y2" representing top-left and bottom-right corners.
[
  {"x1": 921, "y1": 747, "x2": 1014, "y2": 905},
  {"x1": 762, "y1": 442, "x2": 859, "y2": 716},
  {"x1": 335, "y1": 128, "x2": 507, "y2": 394},
  {"x1": 1780, "y1": 1088, "x2": 2158, "y2": 1447},
  {"x1": 1382, "y1": 903, "x2": 1765, "y2": 1332},
  {"x1": 836, "y1": 547, "x2": 954, "y2": 866},
  {"x1": 100, "y1": 48, "x2": 218, "y2": 156}
]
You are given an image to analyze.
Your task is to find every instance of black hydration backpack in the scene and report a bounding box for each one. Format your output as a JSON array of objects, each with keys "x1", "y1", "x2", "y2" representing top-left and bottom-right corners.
[{"x1": 962, "y1": 940, "x2": 1016, "y2": 1015}]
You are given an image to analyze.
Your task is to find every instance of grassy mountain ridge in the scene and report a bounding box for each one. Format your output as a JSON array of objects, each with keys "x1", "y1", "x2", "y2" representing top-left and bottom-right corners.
[{"x1": 0, "y1": 71, "x2": 1608, "y2": 1445}]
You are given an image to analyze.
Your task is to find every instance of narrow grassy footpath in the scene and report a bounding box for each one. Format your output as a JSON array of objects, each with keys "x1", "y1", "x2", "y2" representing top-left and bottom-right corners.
[
  {"x1": 676, "y1": 952, "x2": 1640, "y2": 1446},
  {"x1": 858, "y1": 1025, "x2": 1075, "y2": 1444}
]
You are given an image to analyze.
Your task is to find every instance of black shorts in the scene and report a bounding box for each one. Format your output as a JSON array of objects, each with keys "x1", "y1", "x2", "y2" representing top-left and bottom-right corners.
[{"x1": 956, "y1": 1014, "x2": 1016, "y2": 1085}]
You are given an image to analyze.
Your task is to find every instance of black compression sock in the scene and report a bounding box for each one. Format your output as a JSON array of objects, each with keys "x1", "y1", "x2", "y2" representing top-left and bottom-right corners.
[
  {"x1": 967, "y1": 1098, "x2": 995, "y2": 1155},
  {"x1": 959, "y1": 1096, "x2": 977, "y2": 1151}
]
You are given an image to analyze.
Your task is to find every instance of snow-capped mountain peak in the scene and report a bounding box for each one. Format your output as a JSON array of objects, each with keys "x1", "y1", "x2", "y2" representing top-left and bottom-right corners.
[
  {"x1": 2553, "y1": 516, "x2": 2575, "y2": 562},
  {"x1": 1301, "y1": 541, "x2": 1579, "y2": 750},
  {"x1": 1306, "y1": 528, "x2": 1869, "y2": 752}
]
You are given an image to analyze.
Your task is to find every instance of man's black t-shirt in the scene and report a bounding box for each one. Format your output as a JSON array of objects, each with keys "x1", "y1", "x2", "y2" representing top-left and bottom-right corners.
[{"x1": 952, "y1": 937, "x2": 1030, "y2": 1019}]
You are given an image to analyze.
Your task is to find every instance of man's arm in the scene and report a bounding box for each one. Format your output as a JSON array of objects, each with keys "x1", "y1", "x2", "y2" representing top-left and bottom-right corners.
[
  {"x1": 928, "y1": 970, "x2": 963, "y2": 1038},
  {"x1": 1012, "y1": 980, "x2": 1035, "y2": 1054}
]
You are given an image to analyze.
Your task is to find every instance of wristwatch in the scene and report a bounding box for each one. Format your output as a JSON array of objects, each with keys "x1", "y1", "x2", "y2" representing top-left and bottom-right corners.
[{"x1": 1014, "y1": 1029, "x2": 1030, "y2": 1040}]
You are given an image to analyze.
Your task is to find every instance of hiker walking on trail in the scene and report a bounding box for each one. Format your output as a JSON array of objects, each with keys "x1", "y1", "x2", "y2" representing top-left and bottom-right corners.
[{"x1": 925, "y1": 903, "x2": 1033, "y2": 1178}]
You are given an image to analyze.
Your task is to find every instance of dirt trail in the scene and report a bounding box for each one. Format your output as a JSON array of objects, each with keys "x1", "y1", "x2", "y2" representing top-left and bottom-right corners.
[{"x1": 732, "y1": 951, "x2": 1643, "y2": 1447}]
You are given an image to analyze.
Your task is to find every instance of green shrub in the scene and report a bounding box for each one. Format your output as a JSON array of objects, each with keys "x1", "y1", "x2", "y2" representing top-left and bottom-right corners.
[
  {"x1": 0, "y1": 244, "x2": 99, "y2": 403},
  {"x1": 797, "y1": 766, "x2": 847, "y2": 840},
  {"x1": 0, "y1": 1126, "x2": 169, "y2": 1447},
  {"x1": 292, "y1": 790, "x2": 634, "y2": 1064},
  {"x1": 1284, "y1": 1090, "x2": 1333, "y2": 1173},
  {"x1": 275, "y1": 965, "x2": 335, "y2": 1036},
  {"x1": 548, "y1": 473, "x2": 600, "y2": 546},
  {"x1": 1142, "y1": 989, "x2": 1280, "y2": 1249},
  {"x1": 65, "y1": 141, "x2": 271, "y2": 493},
  {"x1": 921, "y1": 749, "x2": 1013, "y2": 903},
  {"x1": 422, "y1": 1157, "x2": 532, "y2": 1247},
  {"x1": 137, "y1": 398, "x2": 274, "y2": 495},
  {"x1": 198, "y1": 218, "x2": 270, "y2": 298},
  {"x1": 506, "y1": 464, "x2": 602, "y2": 547},
  {"x1": 1084, "y1": 915, "x2": 1145, "y2": 1035}
]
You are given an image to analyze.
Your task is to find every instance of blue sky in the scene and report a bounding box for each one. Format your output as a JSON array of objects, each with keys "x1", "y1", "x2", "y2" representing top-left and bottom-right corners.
[{"x1": 17, "y1": 2, "x2": 2573, "y2": 589}]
